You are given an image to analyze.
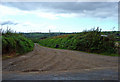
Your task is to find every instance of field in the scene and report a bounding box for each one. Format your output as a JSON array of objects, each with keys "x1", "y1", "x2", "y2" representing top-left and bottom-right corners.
[{"x1": 23, "y1": 32, "x2": 74, "y2": 43}]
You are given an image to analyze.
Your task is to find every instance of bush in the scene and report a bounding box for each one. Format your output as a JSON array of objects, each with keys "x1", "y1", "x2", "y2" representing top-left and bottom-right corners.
[
  {"x1": 39, "y1": 28, "x2": 117, "y2": 55},
  {"x1": 2, "y1": 30, "x2": 34, "y2": 55}
]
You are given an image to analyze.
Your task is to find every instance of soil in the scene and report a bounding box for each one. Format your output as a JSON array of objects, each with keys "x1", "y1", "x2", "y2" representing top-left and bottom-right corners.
[{"x1": 3, "y1": 43, "x2": 118, "y2": 74}]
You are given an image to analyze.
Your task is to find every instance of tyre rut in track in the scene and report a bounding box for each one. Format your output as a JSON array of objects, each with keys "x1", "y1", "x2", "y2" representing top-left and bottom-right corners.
[{"x1": 3, "y1": 43, "x2": 118, "y2": 73}]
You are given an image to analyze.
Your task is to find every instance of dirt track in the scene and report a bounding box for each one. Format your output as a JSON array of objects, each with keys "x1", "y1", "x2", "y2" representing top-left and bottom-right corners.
[{"x1": 3, "y1": 43, "x2": 118, "y2": 74}]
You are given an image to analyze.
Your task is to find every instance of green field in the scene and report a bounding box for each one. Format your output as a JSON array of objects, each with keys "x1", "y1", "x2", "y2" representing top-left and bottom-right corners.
[{"x1": 23, "y1": 32, "x2": 73, "y2": 43}]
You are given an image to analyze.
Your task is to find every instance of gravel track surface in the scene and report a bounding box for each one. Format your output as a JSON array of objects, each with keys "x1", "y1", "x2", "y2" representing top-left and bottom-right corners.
[{"x1": 3, "y1": 43, "x2": 118, "y2": 80}]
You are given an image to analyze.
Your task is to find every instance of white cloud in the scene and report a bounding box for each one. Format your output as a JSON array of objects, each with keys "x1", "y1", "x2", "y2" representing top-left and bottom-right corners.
[
  {"x1": 1, "y1": 3, "x2": 117, "y2": 21},
  {"x1": 0, "y1": 3, "x2": 118, "y2": 32},
  {"x1": 31, "y1": 10, "x2": 59, "y2": 20},
  {"x1": 0, "y1": 4, "x2": 78, "y2": 21},
  {"x1": 0, "y1": 4, "x2": 25, "y2": 18}
]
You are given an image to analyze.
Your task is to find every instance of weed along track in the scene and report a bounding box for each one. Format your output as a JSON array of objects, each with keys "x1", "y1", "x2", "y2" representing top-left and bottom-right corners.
[{"x1": 3, "y1": 43, "x2": 118, "y2": 73}]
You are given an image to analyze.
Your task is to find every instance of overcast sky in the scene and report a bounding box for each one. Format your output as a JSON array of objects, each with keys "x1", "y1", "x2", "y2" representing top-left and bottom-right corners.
[{"x1": 0, "y1": 2, "x2": 118, "y2": 32}]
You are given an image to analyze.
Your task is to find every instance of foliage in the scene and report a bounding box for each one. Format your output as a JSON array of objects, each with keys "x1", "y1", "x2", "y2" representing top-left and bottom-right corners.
[
  {"x1": 23, "y1": 31, "x2": 120, "y2": 44},
  {"x1": 22, "y1": 32, "x2": 74, "y2": 43},
  {"x1": 39, "y1": 28, "x2": 118, "y2": 55},
  {"x1": 2, "y1": 29, "x2": 34, "y2": 55}
]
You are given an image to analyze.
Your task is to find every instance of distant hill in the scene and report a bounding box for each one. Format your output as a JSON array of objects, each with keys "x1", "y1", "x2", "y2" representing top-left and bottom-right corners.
[
  {"x1": 22, "y1": 31, "x2": 120, "y2": 43},
  {"x1": 22, "y1": 32, "x2": 74, "y2": 42}
]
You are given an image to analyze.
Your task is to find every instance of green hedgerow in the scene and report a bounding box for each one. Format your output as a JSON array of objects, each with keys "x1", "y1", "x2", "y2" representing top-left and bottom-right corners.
[
  {"x1": 2, "y1": 31, "x2": 34, "y2": 55},
  {"x1": 39, "y1": 28, "x2": 117, "y2": 55}
]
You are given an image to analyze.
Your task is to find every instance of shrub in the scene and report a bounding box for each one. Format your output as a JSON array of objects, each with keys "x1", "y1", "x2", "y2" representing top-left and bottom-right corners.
[
  {"x1": 39, "y1": 28, "x2": 117, "y2": 55},
  {"x1": 2, "y1": 30, "x2": 34, "y2": 55}
]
